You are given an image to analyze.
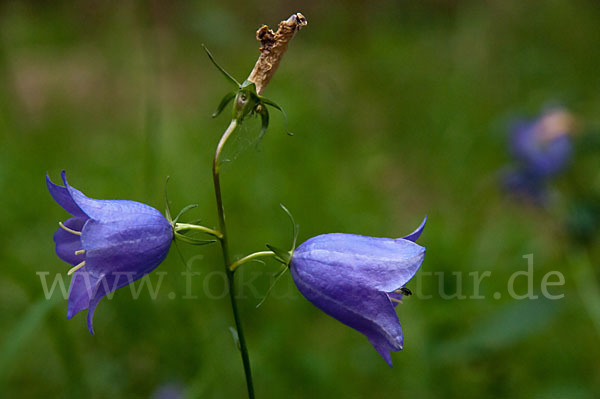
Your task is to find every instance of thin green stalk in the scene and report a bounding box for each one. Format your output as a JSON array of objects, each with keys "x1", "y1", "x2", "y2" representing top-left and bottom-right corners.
[
  {"x1": 174, "y1": 223, "x2": 223, "y2": 239},
  {"x1": 230, "y1": 251, "x2": 276, "y2": 272},
  {"x1": 212, "y1": 119, "x2": 255, "y2": 399}
]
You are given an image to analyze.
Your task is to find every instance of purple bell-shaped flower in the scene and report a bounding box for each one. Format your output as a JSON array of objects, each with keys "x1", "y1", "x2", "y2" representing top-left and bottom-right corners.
[
  {"x1": 290, "y1": 218, "x2": 426, "y2": 366},
  {"x1": 47, "y1": 171, "x2": 173, "y2": 334},
  {"x1": 503, "y1": 108, "x2": 575, "y2": 203}
]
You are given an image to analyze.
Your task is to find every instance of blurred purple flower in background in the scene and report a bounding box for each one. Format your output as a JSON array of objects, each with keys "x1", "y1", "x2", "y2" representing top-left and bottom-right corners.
[
  {"x1": 290, "y1": 218, "x2": 426, "y2": 366},
  {"x1": 47, "y1": 171, "x2": 173, "y2": 334},
  {"x1": 503, "y1": 108, "x2": 575, "y2": 203},
  {"x1": 151, "y1": 382, "x2": 185, "y2": 399}
]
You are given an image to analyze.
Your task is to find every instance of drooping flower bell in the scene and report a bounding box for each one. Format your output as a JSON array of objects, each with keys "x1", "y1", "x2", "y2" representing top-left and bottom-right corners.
[
  {"x1": 47, "y1": 171, "x2": 173, "y2": 334},
  {"x1": 289, "y1": 218, "x2": 426, "y2": 366},
  {"x1": 503, "y1": 108, "x2": 575, "y2": 203}
]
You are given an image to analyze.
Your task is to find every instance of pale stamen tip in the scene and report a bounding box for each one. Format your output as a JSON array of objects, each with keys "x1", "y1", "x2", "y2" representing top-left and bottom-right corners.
[
  {"x1": 59, "y1": 221, "x2": 82, "y2": 236},
  {"x1": 67, "y1": 260, "x2": 86, "y2": 275}
]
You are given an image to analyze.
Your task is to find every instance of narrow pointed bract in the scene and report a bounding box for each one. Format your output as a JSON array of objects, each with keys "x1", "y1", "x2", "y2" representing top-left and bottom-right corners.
[
  {"x1": 47, "y1": 171, "x2": 173, "y2": 334},
  {"x1": 289, "y1": 218, "x2": 426, "y2": 366}
]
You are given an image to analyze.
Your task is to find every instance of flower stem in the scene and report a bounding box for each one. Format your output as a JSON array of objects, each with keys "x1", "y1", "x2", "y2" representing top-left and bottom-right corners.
[
  {"x1": 230, "y1": 251, "x2": 276, "y2": 272},
  {"x1": 212, "y1": 119, "x2": 255, "y2": 399},
  {"x1": 173, "y1": 223, "x2": 223, "y2": 239}
]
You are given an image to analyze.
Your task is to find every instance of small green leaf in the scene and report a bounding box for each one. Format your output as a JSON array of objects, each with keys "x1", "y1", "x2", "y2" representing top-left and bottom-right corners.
[
  {"x1": 229, "y1": 327, "x2": 240, "y2": 351},
  {"x1": 173, "y1": 204, "x2": 199, "y2": 224},
  {"x1": 266, "y1": 244, "x2": 291, "y2": 265},
  {"x1": 258, "y1": 107, "x2": 270, "y2": 144},
  {"x1": 256, "y1": 266, "x2": 289, "y2": 308},
  {"x1": 164, "y1": 176, "x2": 172, "y2": 223},
  {"x1": 280, "y1": 203, "x2": 299, "y2": 251},
  {"x1": 202, "y1": 44, "x2": 240, "y2": 87},
  {"x1": 261, "y1": 97, "x2": 293, "y2": 136},
  {"x1": 174, "y1": 232, "x2": 216, "y2": 246},
  {"x1": 212, "y1": 92, "x2": 236, "y2": 118}
]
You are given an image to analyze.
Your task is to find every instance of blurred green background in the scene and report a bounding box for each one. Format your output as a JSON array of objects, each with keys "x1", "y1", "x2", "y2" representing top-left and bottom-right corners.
[{"x1": 1, "y1": 0, "x2": 600, "y2": 397}]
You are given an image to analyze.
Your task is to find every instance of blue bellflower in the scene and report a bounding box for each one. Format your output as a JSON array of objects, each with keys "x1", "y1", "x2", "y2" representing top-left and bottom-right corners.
[
  {"x1": 47, "y1": 171, "x2": 173, "y2": 334},
  {"x1": 503, "y1": 108, "x2": 574, "y2": 203},
  {"x1": 151, "y1": 382, "x2": 185, "y2": 399},
  {"x1": 289, "y1": 218, "x2": 426, "y2": 366}
]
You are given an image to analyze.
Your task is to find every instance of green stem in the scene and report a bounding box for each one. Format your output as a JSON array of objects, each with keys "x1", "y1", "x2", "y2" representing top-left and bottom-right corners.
[
  {"x1": 174, "y1": 223, "x2": 223, "y2": 239},
  {"x1": 212, "y1": 119, "x2": 255, "y2": 399},
  {"x1": 230, "y1": 251, "x2": 276, "y2": 272}
]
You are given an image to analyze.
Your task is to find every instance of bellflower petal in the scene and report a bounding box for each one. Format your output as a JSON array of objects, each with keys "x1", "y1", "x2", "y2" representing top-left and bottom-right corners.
[
  {"x1": 60, "y1": 171, "x2": 163, "y2": 221},
  {"x1": 48, "y1": 171, "x2": 173, "y2": 334},
  {"x1": 47, "y1": 172, "x2": 86, "y2": 218},
  {"x1": 292, "y1": 233, "x2": 424, "y2": 293},
  {"x1": 290, "y1": 220, "x2": 426, "y2": 366},
  {"x1": 402, "y1": 216, "x2": 427, "y2": 242},
  {"x1": 81, "y1": 217, "x2": 173, "y2": 276},
  {"x1": 67, "y1": 270, "x2": 99, "y2": 319},
  {"x1": 54, "y1": 217, "x2": 86, "y2": 266}
]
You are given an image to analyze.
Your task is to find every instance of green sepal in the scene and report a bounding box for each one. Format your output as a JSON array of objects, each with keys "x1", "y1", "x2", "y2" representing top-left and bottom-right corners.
[
  {"x1": 229, "y1": 327, "x2": 241, "y2": 351},
  {"x1": 240, "y1": 80, "x2": 258, "y2": 92},
  {"x1": 258, "y1": 107, "x2": 270, "y2": 144},
  {"x1": 266, "y1": 244, "x2": 291, "y2": 266},
  {"x1": 280, "y1": 203, "x2": 299, "y2": 251},
  {"x1": 174, "y1": 231, "x2": 216, "y2": 246},
  {"x1": 202, "y1": 44, "x2": 240, "y2": 87},
  {"x1": 164, "y1": 176, "x2": 173, "y2": 223},
  {"x1": 261, "y1": 97, "x2": 293, "y2": 136},
  {"x1": 172, "y1": 204, "x2": 198, "y2": 225},
  {"x1": 256, "y1": 265, "x2": 289, "y2": 308},
  {"x1": 212, "y1": 92, "x2": 236, "y2": 118}
]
